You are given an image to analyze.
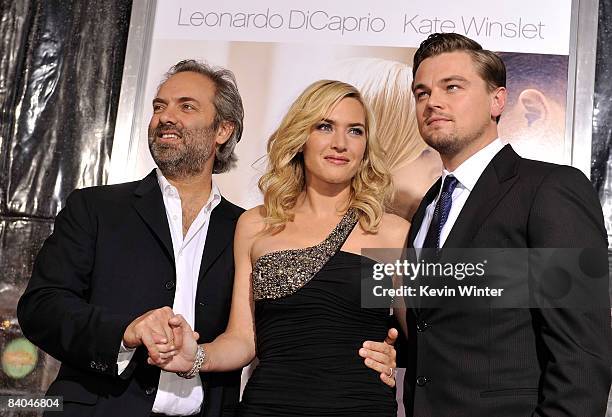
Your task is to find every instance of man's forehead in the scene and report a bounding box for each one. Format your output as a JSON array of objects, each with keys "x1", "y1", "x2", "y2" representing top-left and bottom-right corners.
[
  {"x1": 156, "y1": 71, "x2": 215, "y2": 98},
  {"x1": 414, "y1": 51, "x2": 478, "y2": 82}
]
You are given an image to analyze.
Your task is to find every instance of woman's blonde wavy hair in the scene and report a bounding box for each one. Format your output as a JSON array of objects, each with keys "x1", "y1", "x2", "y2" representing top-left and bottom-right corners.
[{"x1": 258, "y1": 79, "x2": 393, "y2": 233}]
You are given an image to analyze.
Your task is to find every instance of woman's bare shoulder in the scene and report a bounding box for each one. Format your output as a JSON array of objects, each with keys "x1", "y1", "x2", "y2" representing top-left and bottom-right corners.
[{"x1": 236, "y1": 205, "x2": 267, "y2": 236}]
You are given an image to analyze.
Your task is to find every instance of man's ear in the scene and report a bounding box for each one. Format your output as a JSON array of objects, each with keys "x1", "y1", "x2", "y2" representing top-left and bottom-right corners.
[
  {"x1": 215, "y1": 121, "x2": 235, "y2": 146},
  {"x1": 490, "y1": 86, "x2": 506, "y2": 120},
  {"x1": 517, "y1": 88, "x2": 549, "y2": 126}
]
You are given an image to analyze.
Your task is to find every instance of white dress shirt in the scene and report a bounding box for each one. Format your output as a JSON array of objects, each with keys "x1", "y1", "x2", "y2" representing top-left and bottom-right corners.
[
  {"x1": 413, "y1": 139, "x2": 504, "y2": 249},
  {"x1": 117, "y1": 169, "x2": 221, "y2": 415}
]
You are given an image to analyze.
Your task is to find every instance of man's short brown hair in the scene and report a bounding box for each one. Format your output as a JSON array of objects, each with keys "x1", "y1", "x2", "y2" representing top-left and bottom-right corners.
[{"x1": 412, "y1": 33, "x2": 506, "y2": 92}]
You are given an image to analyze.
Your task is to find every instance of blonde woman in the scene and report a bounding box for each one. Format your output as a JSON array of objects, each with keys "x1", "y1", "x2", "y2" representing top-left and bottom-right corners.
[
  {"x1": 322, "y1": 57, "x2": 443, "y2": 220},
  {"x1": 157, "y1": 80, "x2": 408, "y2": 416}
]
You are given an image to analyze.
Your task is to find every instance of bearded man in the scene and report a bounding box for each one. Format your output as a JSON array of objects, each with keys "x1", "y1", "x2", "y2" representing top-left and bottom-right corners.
[{"x1": 17, "y1": 60, "x2": 245, "y2": 417}]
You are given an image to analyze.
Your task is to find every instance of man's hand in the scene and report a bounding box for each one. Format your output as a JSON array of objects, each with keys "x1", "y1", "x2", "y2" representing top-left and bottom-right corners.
[
  {"x1": 149, "y1": 314, "x2": 200, "y2": 373},
  {"x1": 123, "y1": 306, "x2": 177, "y2": 365},
  {"x1": 359, "y1": 328, "x2": 398, "y2": 387}
]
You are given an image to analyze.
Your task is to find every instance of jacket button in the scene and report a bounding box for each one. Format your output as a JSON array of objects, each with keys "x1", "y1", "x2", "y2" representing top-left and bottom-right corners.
[
  {"x1": 145, "y1": 386, "x2": 156, "y2": 395},
  {"x1": 416, "y1": 376, "x2": 429, "y2": 387},
  {"x1": 164, "y1": 281, "x2": 175, "y2": 290}
]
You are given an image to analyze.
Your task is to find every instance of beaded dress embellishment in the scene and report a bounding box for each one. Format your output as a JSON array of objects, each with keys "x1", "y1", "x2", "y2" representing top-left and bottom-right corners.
[{"x1": 252, "y1": 209, "x2": 358, "y2": 300}]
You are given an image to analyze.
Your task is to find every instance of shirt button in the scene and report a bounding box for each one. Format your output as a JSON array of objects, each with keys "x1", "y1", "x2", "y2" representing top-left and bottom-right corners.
[
  {"x1": 416, "y1": 376, "x2": 429, "y2": 387},
  {"x1": 165, "y1": 281, "x2": 175, "y2": 290},
  {"x1": 145, "y1": 386, "x2": 156, "y2": 395}
]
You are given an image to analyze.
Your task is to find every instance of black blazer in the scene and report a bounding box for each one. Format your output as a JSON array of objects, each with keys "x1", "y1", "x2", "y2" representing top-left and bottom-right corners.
[
  {"x1": 402, "y1": 145, "x2": 612, "y2": 417},
  {"x1": 17, "y1": 170, "x2": 244, "y2": 417}
]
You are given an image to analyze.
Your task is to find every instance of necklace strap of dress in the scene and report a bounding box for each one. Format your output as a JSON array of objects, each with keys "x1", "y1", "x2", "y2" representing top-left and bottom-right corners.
[{"x1": 317, "y1": 208, "x2": 359, "y2": 257}]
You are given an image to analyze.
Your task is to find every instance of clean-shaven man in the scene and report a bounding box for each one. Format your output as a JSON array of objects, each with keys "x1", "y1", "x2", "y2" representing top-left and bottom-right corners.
[{"x1": 403, "y1": 33, "x2": 611, "y2": 417}]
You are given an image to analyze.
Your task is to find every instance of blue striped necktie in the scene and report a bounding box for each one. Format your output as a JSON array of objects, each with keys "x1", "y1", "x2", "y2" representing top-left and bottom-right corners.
[{"x1": 423, "y1": 175, "x2": 459, "y2": 249}]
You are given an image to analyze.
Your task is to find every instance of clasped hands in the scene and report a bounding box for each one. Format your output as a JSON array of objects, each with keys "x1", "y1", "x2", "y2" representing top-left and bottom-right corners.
[
  {"x1": 123, "y1": 307, "x2": 399, "y2": 387},
  {"x1": 122, "y1": 306, "x2": 200, "y2": 373}
]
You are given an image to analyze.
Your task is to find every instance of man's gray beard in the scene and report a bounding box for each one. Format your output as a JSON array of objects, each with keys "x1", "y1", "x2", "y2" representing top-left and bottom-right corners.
[{"x1": 148, "y1": 127, "x2": 215, "y2": 179}]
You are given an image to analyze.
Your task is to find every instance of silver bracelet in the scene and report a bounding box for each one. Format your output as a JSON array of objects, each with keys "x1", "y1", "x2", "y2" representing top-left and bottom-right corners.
[{"x1": 176, "y1": 345, "x2": 206, "y2": 379}]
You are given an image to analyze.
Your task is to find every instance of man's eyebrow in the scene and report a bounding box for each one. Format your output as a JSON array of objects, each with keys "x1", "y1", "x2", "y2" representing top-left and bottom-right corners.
[
  {"x1": 413, "y1": 75, "x2": 471, "y2": 92},
  {"x1": 440, "y1": 75, "x2": 469, "y2": 84},
  {"x1": 176, "y1": 96, "x2": 200, "y2": 104},
  {"x1": 412, "y1": 82, "x2": 429, "y2": 92},
  {"x1": 152, "y1": 96, "x2": 201, "y2": 104}
]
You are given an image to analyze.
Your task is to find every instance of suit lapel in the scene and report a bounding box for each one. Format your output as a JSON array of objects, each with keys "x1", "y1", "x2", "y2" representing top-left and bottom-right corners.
[
  {"x1": 198, "y1": 198, "x2": 237, "y2": 283},
  {"x1": 443, "y1": 145, "x2": 520, "y2": 248},
  {"x1": 132, "y1": 170, "x2": 174, "y2": 262}
]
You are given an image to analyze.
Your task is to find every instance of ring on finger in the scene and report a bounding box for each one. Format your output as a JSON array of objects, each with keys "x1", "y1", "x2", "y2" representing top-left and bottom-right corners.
[{"x1": 387, "y1": 367, "x2": 395, "y2": 378}]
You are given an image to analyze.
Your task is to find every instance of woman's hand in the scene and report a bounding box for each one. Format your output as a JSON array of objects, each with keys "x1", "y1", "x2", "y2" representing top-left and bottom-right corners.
[{"x1": 147, "y1": 314, "x2": 200, "y2": 373}]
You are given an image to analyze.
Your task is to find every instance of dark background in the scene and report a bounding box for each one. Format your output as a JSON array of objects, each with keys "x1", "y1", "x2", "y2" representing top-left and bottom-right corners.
[
  {"x1": 0, "y1": 0, "x2": 610, "y2": 415},
  {"x1": 592, "y1": 1, "x2": 612, "y2": 412}
]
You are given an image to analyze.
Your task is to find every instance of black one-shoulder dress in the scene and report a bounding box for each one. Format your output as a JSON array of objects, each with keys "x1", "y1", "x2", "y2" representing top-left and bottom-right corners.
[{"x1": 239, "y1": 210, "x2": 397, "y2": 417}]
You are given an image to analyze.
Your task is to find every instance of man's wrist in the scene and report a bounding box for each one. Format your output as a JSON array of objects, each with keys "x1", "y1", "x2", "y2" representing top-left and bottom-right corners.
[{"x1": 176, "y1": 345, "x2": 206, "y2": 379}]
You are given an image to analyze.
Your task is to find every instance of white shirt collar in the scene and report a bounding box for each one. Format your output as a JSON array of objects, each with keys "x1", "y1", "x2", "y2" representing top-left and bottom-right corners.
[
  {"x1": 155, "y1": 168, "x2": 222, "y2": 211},
  {"x1": 445, "y1": 138, "x2": 504, "y2": 192}
]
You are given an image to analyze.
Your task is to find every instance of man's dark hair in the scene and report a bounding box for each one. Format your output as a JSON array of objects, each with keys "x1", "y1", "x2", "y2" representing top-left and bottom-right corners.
[
  {"x1": 413, "y1": 33, "x2": 506, "y2": 89},
  {"x1": 163, "y1": 59, "x2": 244, "y2": 174}
]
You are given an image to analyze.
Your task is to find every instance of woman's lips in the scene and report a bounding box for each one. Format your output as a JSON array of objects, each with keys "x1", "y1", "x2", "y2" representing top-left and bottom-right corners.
[{"x1": 324, "y1": 156, "x2": 349, "y2": 165}]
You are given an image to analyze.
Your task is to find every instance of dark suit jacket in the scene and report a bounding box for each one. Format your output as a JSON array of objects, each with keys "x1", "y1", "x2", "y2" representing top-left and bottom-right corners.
[
  {"x1": 402, "y1": 145, "x2": 612, "y2": 417},
  {"x1": 17, "y1": 170, "x2": 244, "y2": 417}
]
